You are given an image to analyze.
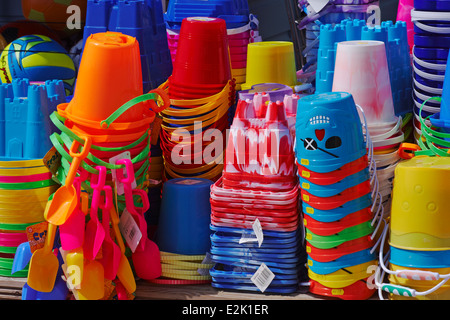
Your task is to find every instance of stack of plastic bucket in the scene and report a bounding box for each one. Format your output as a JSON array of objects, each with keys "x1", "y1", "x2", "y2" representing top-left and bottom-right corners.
[
  {"x1": 297, "y1": 0, "x2": 380, "y2": 81},
  {"x1": 295, "y1": 92, "x2": 384, "y2": 300},
  {"x1": 410, "y1": 2, "x2": 450, "y2": 144},
  {"x1": 207, "y1": 93, "x2": 306, "y2": 294},
  {"x1": 375, "y1": 156, "x2": 450, "y2": 300},
  {"x1": 332, "y1": 40, "x2": 406, "y2": 216},
  {"x1": 51, "y1": 32, "x2": 166, "y2": 191},
  {"x1": 26, "y1": 31, "x2": 170, "y2": 299},
  {"x1": 158, "y1": 17, "x2": 235, "y2": 181},
  {"x1": 82, "y1": 0, "x2": 172, "y2": 92},
  {"x1": 405, "y1": 46, "x2": 450, "y2": 158},
  {"x1": 0, "y1": 79, "x2": 64, "y2": 278},
  {"x1": 164, "y1": 0, "x2": 257, "y2": 90},
  {"x1": 151, "y1": 178, "x2": 214, "y2": 284}
]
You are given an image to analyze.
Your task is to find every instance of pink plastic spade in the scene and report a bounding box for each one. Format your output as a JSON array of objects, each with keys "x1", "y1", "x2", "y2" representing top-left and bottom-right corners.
[
  {"x1": 59, "y1": 169, "x2": 88, "y2": 251},
  {"x1": 98, "y1": 184, "x2": 121, "y2": 280},
  {"x1": 83, "y1": 166, "x2": 106, "y2": 260}
]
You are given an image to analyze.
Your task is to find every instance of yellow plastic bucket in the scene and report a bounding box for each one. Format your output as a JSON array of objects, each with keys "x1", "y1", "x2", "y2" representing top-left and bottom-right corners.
[
  {"x1": 241, "y1": 41, "x2": 297, "y2": 90},
  {"x1": 390, "y1": 156, "x2": 450, "y2": 250}
]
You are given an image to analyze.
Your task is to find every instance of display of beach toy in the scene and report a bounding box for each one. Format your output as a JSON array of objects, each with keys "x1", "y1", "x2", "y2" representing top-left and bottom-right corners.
[
  {"x1": 14, "y1": 31, "x2": 171, "y2": 300},
  {"x1": 158, "y1": 17, "x2": 235, "y2": 181},
  {"x1": 296, "y1": 92, "x2": 385, "y2": 300},
  {"x1": 374, "y1": 156, "x2": 450, "y2": 300}
]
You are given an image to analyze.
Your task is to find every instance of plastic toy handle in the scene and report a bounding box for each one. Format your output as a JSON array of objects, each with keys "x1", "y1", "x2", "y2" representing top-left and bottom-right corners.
[
  {"x1": 99, "y1": 185, "x2": 113, "y2": 211},
  {"x1": 65, "y1": 136, "x2": 92, "y2": 187},
  {"x1": 382, "y1": 284, "x2": 416, "y2": 297},
  {"x1": 100, "y1": 92, "x2": 160, "y2": 129},
  {"x1": 398, "y1": 142, "x2": 421, "y2": 159},
  {"x1": 115, "y1": 158, "x2": 135, "y2": 184},
  {"x1": 147, "y1": 88, "x2": 171, "y2": 113},
  {"x1": 91, "y1": 166, "x2": 107, "y2": 189},
  {"x1": 132, "y1": 188, "x2": 150, "y2": 213},
  {"x1": 396, "y1": 270, "x2": 440, "y2": 281}
]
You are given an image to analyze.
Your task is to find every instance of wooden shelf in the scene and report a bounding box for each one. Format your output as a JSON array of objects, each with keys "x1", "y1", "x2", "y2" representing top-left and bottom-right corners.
[{"x1": 0, "y1": 276, "x2": 330, "y2": 300}]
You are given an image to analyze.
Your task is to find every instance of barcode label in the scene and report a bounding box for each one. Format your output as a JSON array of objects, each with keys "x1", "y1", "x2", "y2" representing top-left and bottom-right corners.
[
  {"x1": 251, "y1": 263, "x2": 275, "y2": 293},
  {"x1": 118, "y1": 208, "x2": 142, "y2": 252}
]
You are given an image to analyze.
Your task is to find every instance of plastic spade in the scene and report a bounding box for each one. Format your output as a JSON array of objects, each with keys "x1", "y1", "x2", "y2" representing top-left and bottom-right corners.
[
  {"x1": 83, "y1": 166, "x2": 106, "y2": 260},
  {"x1": 11, "y1": 241, "x2": 32, "y2": 274},
  {"x1": 77, "y1": 258, "x2": 105, "y2": 300},
  {"x1": 45, "y1": 136, "x2": 92, "y2": 225},
  {"x1": 27, "y1": 222, "x2": 58, "y2": 292},
  {"x1": 59, "y1": 170, "x2": 88, "y2": 251},
  {"x1": 116, "y1": 158, "x2": 147, "y2": 251},
  {"x1": 99, "y1": 184, "x2": 121, "y2": 280},
  {"x1": 129, "y1": 187, "x2": 161, "y2": 280}
]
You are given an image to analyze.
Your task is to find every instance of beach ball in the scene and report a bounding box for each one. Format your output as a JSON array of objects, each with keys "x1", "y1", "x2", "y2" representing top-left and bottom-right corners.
[{"x1": 0, "y1": 34, "x2": 76, "y2": 95}]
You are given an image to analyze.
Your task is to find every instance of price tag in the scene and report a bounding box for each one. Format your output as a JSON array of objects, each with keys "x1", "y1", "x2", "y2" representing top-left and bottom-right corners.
[
  {"x1": 307, "y1": 0, "x2": 329, "y2": 13},
  {"x1": 251, "y1": 263, "x2": 275, "y2": 293},
  {"x1": 26, "y1": 221, "x2": 48, "y2": 253},
  {"x1": 43, "y1": 147, "x2": 61, "y2": 175},
  {"x1": 238, "y1": 218, "x2": 264, "y2": 247},
  {"x1": 118, "y1": 208, "x2": 142, "y2": 252}
]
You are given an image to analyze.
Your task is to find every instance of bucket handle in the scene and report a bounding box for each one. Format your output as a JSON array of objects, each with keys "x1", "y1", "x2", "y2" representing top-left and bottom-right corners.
[{"x1": 100, "y1": 88, "x2": 170, "y2": 129}]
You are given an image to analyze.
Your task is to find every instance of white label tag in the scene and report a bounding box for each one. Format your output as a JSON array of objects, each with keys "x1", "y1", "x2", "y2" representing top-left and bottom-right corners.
[
  {"x1": 109, "y1": 151, "x2": 136, "y2": 195},
  {"x1": 251, "y1": 263, "x2": 275, "y2": 293},
  {"x1": 252, "y1": 218, "x2": 264, "y2": 247},
  {"x1": 118, "y1": 208, "x2": 142, "y2": 252},
  {"x1": 238, "y1": 218, "x2": 264, "y2": 246},
  {"x1": 308, "y1": 0, "x2": 329, "y2": 13}
]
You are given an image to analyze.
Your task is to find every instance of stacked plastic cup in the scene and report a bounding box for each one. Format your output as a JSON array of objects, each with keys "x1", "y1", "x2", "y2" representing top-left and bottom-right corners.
[
  {"x1": 375, "y1": 156, "x2": 450, "y2": 300},
  {"x1": 332, "y1": 40, "x2": 405, "y2": 216},
  {"x1": 208, "y1": 93, "x2": 307, "y2": 294},
  {"x1": 410, "y1": 3, "x2": 450, "y2": 144},
  {"x1": 158, "y1": 17, "x2": 235, "y2": 181},
  {"x1": 164, "y1": 0, "x2": 258, "y2": 90},
  {"x1": 295, "y1": 92, "x2": 385, "y2": 300}
]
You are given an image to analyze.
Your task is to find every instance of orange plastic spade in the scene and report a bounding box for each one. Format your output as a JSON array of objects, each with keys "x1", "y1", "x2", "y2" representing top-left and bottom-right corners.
[
  {"x1": 27, "y1": 223, "x2": 58, "y2": 292},
  {"x1": 45, "y1": 136, "x2": 92, "y2": 225}
]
